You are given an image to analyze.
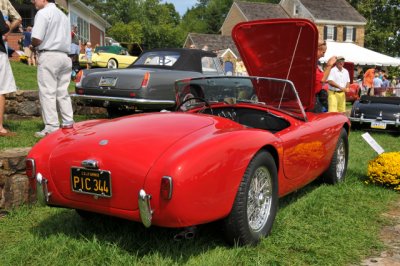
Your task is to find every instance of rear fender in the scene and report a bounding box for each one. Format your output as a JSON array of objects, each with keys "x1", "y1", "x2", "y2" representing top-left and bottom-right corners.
[{"x1": 143, "y1": 126, "x2": 282, "y2": 227}]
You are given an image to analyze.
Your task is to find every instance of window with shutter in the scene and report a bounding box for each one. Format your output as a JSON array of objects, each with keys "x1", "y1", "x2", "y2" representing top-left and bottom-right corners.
[
  {"x1": 326, "y1": 25, "x2": 335, "y2": 41},
  {"x1": 345, "y1": 27, "x2": 354, "y2": 42}
]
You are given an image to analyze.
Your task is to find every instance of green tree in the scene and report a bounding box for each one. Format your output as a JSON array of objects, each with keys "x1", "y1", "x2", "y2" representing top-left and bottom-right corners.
[
  {"x1": 107, "y1": 21, "x2": 143, "y2": 44},
  {"x1": 180, "y1": 6, "x2": 208, "y2": 33},
  {"x1": 348, "y1": 0, "x2": 400, "y2": 57}
]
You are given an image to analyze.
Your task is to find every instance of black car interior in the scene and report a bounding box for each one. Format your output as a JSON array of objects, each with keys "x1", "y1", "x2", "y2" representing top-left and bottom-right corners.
[{"x1": 202, "y1": 107, "x2": 290, "y2": 133}]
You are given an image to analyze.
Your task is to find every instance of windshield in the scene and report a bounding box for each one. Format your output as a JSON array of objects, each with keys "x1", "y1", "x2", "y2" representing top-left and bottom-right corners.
[
  {"x1": 175, "y1": 76, "x2": 307, "y2": 120},
  {"x1": 134, "y1": 51, "x2": 180, "y2": 66}
]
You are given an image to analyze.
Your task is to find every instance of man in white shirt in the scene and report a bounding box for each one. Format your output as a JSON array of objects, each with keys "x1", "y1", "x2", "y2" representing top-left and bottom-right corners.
[
  {"x1": 31, "y1": 0, "x2": 74, "y2": 138},
  {"x1": 327, "y1": 56, "x2": 350, "y2": 114}
]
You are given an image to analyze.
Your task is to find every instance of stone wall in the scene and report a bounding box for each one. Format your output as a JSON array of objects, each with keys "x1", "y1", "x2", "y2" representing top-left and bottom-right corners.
[
  {"x1": 0, "y1": 148, "x2": 34, "y2": 211},
  {"x1": 1, "y1": 91, "x2": 107, "y2": 212},
  {"x1": 5, "y1": 90, "x2": 107, "y2": 118}
]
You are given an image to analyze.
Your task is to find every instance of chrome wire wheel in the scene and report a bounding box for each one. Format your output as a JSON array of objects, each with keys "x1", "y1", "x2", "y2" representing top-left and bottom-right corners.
[
  {"x1": 335, "y1": 140, "x2": 346, "y2": 180},
  {"x1": 247, "y1": 166, "x2": 273, "y2": 232}
]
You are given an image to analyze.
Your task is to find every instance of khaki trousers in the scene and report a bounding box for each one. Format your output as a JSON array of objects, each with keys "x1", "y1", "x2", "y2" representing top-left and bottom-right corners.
[{"x1": 37, "y1": 52, "x2": 73, "y2": 130}]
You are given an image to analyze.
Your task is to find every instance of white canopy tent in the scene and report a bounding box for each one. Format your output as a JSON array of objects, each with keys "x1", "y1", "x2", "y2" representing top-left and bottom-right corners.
[{"x1": 320, "y1": 41, "x2": 400, "y2": 67}]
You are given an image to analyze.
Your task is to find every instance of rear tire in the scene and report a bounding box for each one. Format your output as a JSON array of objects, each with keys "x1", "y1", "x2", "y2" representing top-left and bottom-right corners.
[
  {"x1": 223, "y1": 151, "x2": 278, "y2": 246},
  {"x1": 322, "y1": 128, "x2": 348, "y2": 184},
  {"x1": 107, "y1": 59, "x2": 118, "y2": 69}
]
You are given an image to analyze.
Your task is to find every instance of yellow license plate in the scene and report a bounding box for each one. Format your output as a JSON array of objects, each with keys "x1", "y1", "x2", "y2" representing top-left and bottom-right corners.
[
  {"x1": 371, "y1": 121, "x2": 387, "y2": 129},
  {"x1": 71, "y1": 167, "x2": 112, "y2": 197}
]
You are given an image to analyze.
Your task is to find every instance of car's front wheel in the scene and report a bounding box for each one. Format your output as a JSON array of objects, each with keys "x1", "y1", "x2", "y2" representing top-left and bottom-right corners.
[
  {"x1": 321, "y1": 128, "x2": 349, "y2": 184},
  {"x1": 107, "y1": 59, "x2": 118, "y2": 69},
  {"x1": 223, "y1": 151, "x2": 278, "y2": 246}
]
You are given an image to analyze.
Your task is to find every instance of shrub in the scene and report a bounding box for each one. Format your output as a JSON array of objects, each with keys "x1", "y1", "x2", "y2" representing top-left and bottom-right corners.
[{"x1": 367, "y1": 152, "x2": 400, "y2": 191}]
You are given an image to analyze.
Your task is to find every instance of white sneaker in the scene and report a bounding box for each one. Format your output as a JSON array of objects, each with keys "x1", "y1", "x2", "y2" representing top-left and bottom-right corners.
[{"x1": 34, "y1": 128, "x2": 58, "y2": 138}]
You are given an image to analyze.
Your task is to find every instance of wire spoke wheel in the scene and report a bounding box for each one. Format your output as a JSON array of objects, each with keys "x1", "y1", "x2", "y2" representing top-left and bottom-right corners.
[
  {"x1": 335, "y1": 140, "x2": 346, "y2": 180},
  {"x1": 247, "y1": 166, "x2": 273, "y2": 231},
  {"x1": 223, "y1": 151, "x2": 278, "y2": 246},
  {"x1": 322, "y1": 128, "x2": 348, "y2": 184}
]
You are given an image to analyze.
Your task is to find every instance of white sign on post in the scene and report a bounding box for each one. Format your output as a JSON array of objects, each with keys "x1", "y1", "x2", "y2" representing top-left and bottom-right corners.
[{"x1": 361, "y1": 132, "x2": 385, "y2": 155}]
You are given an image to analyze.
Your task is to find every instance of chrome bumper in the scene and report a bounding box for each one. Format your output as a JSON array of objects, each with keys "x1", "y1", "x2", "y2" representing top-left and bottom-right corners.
[
  {"x1": 36, "y1": 173, "x2": 52, "y2": 205},
  {"x1": 350, "y1": 114, "x2": 400, "y2": 127},
  {"x1": 138, "y1": 189, "x2": 153, "y2": 227},
  {"x1": 71, "y1": 94, "x2": 175, "y2": 107}
]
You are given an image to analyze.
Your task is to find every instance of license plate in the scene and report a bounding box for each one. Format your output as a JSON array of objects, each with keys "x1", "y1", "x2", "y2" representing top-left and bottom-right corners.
[
  {"x1": 99, "y1": 77, "x2": 117, "y2": 87},
  {"x1": 371, "y1": 121, "x2": 387, "y2": 129},
  {"x1": 71, "y1": 167, "x2": 112, "y2": 197}
]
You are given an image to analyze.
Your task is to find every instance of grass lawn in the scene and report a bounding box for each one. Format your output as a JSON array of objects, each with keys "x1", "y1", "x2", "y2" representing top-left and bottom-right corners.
[
  {"x1": 0, "y1": 126, "x2": 399, "y2": 265},
  {"x1": 10, "y1": 60, "x2": 75, "y2": 92}
]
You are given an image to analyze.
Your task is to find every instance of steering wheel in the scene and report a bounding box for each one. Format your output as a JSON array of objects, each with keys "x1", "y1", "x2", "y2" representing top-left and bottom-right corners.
[{"x1": 176, "y1": 96, "x2": 213, "y2": 114}]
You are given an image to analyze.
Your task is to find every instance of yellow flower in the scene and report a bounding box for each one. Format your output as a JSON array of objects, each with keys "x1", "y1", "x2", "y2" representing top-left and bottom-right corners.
[{"x1": 367, "y1": 152, "x2": 400, "y2": 191}]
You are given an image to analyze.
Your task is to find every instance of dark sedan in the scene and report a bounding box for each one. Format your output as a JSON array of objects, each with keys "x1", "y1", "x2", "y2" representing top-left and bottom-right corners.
[
  {"x1": 72, "y1": 48, "x2": 224, "y2": 115},
  {"x1": 349, "y1": 95, "x2": 400, "y2": 131}
]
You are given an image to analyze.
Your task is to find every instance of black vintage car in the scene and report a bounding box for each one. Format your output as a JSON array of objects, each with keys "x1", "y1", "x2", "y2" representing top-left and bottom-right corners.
[
  {"x1": 349, "y1": 95, "x2": 400, "y2": 131},
  {"x1": 72, "y1": 48, "x2": 225, "y2": 115}
]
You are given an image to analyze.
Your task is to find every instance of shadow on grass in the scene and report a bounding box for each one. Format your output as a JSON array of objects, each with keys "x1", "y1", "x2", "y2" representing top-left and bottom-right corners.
[
  {"x1": 28, "y1": 175, "x2": 335, "y2": 263},
  {"x1": 30, "y1": 207, "x2": 227, "y2": 262}
]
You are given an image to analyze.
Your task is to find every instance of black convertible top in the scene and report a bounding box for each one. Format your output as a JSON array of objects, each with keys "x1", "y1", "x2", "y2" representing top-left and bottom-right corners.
[
  {"x1": 129, "y1": 48, "x2": 218, "y2": 73},
  {"x1": 359, "y1": 95, "x2": 400, "y2": 104}
]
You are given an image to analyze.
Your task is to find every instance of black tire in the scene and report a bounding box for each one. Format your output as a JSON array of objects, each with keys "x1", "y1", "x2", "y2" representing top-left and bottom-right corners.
[
  {"x1": 223, "y1": 151, "x2": 278, "y2": 246},
  {"x1": 321, "y1": 128, "x2": 349, "y2": 184}
]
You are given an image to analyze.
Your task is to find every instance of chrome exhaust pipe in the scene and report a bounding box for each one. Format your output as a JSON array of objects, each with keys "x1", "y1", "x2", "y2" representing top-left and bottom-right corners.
[{"x1": 173, "y1": 226, "x2": 197, "y2": 241}]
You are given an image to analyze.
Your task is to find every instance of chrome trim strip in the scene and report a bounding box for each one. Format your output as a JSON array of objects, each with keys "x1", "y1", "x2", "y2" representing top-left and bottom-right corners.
[
  {"x1": 138, "y1": 189, "x2": 153, "y2": 228},
  {"x1": 71, "y1": 94, "x2": 175, "y2": 106},
  {"x1": 349, "y1": 117, "x2": 400, "y2": 127}
]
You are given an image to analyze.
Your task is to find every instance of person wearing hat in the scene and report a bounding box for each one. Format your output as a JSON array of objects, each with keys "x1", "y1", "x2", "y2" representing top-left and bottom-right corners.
[
  {"x1": 327, "y1": 56, "x2": 350, "y2": 114},
  {"x1": 31, "y1": 0, "x2": 74, "y2": 138}
]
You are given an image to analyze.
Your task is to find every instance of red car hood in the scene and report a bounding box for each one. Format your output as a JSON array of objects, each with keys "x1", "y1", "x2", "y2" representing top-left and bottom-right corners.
[{"x1": 232, "y1": 18, "x2": 318, "y2": 110}]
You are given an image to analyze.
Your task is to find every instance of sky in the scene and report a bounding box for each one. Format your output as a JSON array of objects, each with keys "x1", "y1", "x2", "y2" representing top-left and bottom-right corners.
[{"x1": 161, "y1": 0, "x2": 198, "y2": 16}]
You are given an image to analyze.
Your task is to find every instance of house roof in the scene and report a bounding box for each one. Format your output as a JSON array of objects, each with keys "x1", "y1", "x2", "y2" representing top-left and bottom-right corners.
[
  {"x1": 235, "y1": 1, "x2": 289, "y2": 20},
  {"x1": 298, "y1": 0, "x2": 367, "y2": 24},
  {"x1": 69, "y1": 0, "x2": 111, "y2": 28},
  {"x1": 186, "y1": 33, "x2": 239, "y2": 56}
]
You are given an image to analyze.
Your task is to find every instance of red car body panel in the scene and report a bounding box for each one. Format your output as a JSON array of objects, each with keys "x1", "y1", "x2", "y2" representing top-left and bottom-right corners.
[
  {"x1": 28, "y1": 110, "x2": 348, "y2": 227},
  {"x1": 27, "y1": 19, "x2": 350, "y2": 229}
]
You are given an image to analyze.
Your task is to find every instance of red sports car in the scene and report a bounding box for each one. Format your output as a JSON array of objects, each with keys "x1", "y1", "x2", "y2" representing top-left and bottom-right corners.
[{"x1": 26, "y1": 19, "x2": 350, "y2": 246}]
